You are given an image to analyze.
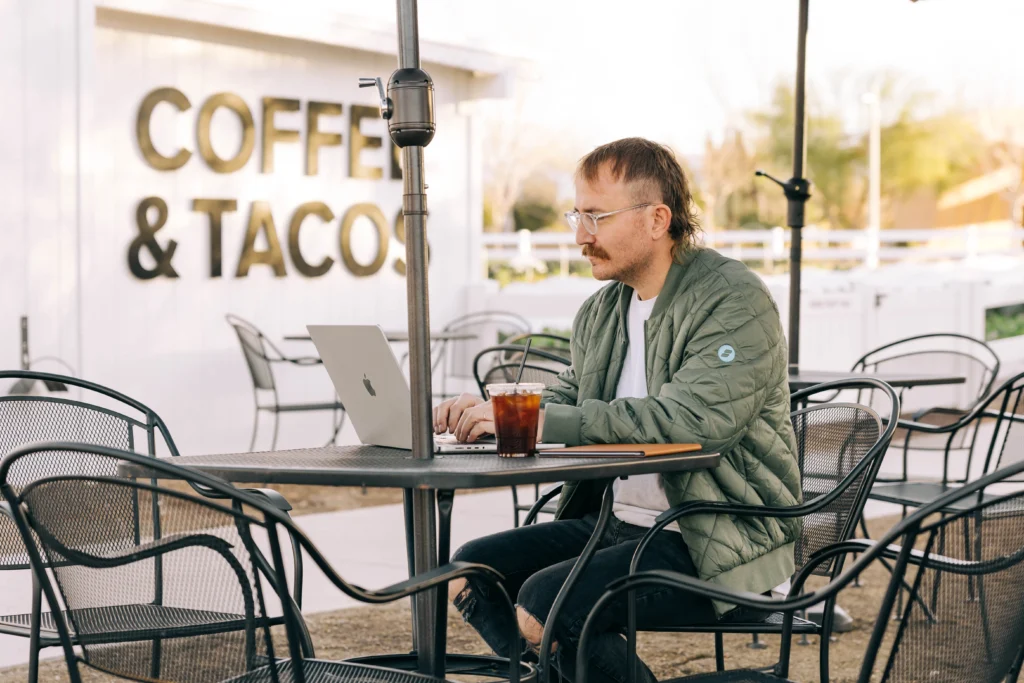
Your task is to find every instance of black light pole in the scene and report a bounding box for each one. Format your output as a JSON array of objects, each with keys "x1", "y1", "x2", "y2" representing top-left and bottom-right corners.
[
  {"x1": 756, "y1": 0, "x2": 812, "y2": 373},
  {"x1": 361, "y1": 0, "x2": 439, "y2": 675}
]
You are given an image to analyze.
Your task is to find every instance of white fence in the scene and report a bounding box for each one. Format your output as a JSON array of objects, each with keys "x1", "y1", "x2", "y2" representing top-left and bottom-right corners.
[{"x1": 482, "y1": 223, "x2": 1024, "y2": 274}]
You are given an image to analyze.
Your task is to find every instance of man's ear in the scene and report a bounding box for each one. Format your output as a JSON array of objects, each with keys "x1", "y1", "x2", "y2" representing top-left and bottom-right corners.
[{"x1": 650, "y1": 205, "x2": 672, "y2": 240}]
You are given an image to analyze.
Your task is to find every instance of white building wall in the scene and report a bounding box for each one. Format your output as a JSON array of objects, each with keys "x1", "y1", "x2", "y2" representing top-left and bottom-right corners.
[{"x1": 0, "y1": 0, "x2": 495, "y2": 456}]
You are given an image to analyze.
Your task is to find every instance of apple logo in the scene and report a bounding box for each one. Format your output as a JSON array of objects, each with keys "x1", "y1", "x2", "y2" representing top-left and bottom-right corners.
[{"x1": 363, "y1": 374, "x2": 376, "y2": 397}]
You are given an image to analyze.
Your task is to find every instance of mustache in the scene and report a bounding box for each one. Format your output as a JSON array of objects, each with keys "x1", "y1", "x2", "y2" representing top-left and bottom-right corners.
[{"x1": 582, "y1": 245, "x2": 609, "y2": 259}]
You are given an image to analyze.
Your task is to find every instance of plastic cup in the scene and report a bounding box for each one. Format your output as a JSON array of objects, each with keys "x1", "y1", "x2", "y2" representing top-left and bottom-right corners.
[{"x1": 487, "y1": 382, "x2": 544, "y2": 457}]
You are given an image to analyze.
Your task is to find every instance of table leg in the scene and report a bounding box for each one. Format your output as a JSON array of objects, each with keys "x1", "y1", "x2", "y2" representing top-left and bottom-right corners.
[
  {"x1": 403, "y1": 488, "x2": 418, "y2": 651},
  {"x1": 434, "y1": 490, "x2": 455, "y2": 674},
  {"x1": 539, "y1": 479, "x2": 615, "y2": 683},
  {"x1": 412, "y1": 488, "x2": 440, "y2": 676}
]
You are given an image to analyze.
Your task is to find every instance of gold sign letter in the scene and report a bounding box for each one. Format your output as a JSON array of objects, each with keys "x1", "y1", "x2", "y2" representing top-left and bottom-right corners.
[
  {"x1": 288, "y1": 202, "x2": 335, "y2": 277},
  {"x1": 237, "y1": 201, "x2": 287, "y2": 277},
  {"x1": 339, "y1": 203, "x2": 389, "y2": 277},
  {"x1": 261, "y1": 97, "x2": 300, "y2": 174},
  {"x1": 192, "y1": 198, "x2": 238, "y2": 277},
  {"x1": 136, "y1": 88, "x2": 192, "y2": 171},
  {"x1": 197, "y1": 94, "x2": 255, "y2": 173},
  {"x1": 348, "y1": 104, "x2": 383, "y2": 179},
  {"x1": 306, "y1": 101, "x2": 343, "y2": 176}
]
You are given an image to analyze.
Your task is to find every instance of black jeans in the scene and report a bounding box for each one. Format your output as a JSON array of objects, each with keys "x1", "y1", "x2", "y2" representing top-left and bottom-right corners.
[{"x1": 450, "y1": 513, "x2": 716, "y2": 683}]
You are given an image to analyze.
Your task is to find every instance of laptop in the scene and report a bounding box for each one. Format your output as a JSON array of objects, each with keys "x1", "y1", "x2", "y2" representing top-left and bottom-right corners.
[{"x1": 307, "y1": 325, "x2": 563, "y2": 453}]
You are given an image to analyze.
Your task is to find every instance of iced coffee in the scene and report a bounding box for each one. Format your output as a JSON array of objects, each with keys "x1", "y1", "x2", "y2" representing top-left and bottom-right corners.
[{"x1": 487, "y1": 383, "x2": 544, "y2": 457}]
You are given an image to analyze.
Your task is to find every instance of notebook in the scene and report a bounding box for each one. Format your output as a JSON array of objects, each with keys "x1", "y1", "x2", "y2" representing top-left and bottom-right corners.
[{"x1": 538, "y1": 443, "x2": 703, "y2": 458}]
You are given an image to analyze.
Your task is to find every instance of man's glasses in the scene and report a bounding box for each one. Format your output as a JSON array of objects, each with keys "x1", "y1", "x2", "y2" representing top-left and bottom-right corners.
[{"x1": 564, "y1": 203, "x2": 651, "y2": 235}]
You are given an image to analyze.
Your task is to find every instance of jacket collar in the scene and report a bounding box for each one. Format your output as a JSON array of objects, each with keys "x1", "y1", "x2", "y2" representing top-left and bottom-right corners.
[{"x1": 616, "y1": 247, "x2": 702, "y2": 335}]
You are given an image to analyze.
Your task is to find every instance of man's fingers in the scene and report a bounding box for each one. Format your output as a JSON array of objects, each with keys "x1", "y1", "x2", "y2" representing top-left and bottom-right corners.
[
  {"x1": 448, "y1": 396, "x2": 477, "y2": 434},
  {"x1": 434, "y1": 400, "x2": 453, "y2": 434},
  {"x1": 465, "y1": 420, "x2": 495, "y2": 443},
  {"x1": 448, "y1": 404, "x2": 468, "y2": 435},
  {"x1": 454, "y1": 408, "x2": 475, "y2": 442}
]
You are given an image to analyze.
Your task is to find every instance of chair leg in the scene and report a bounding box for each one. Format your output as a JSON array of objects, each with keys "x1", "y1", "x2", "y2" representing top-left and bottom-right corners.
[
  {"x1": 747, "y1": 633, "x2": 767, "y2": 649},
  {"x1": 511, "y1": 486, "x2": 520, "y2": 528},
  {"x1": 326, "y1": 407, "x2": 346, "y2": 446},
  {"x1": 1006, "y1": 645, "x2": 1023, "y2": 682},
  {"x1": 853, "y1": 514, "x2": 872, "y2": 588},
  {"x1": 271, "y1": 412, "x2": 280, "y2": 451},
  {"x1": 28, "y1": 573, "x2": 42, "y2": 683},
  {"x1": 818, "y1": 597, "x2": 836, "y2": 683},
  {"x1": 714, "y1": 633, "x2": 725, "y2": 671},
  {"x1": 249, "y1": 409, "x2": 261, "y2": 452}
]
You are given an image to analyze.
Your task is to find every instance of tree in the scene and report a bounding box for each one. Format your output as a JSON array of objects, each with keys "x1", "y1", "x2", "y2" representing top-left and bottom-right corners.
[
  {"x1": 745, "y1": 76, "x2": 985, "y2": 230},
  {"x1": 700, "y1": 130, "x2": 758, "y2": 232},
  {"x1": 748, "y1": 83, "x2": 865, "y2": 229}
]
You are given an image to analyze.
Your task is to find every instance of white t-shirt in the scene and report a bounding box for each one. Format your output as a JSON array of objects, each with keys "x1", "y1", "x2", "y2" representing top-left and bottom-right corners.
[{"x1": 611, "y1": 290, "x2": 677, "y2": 531}]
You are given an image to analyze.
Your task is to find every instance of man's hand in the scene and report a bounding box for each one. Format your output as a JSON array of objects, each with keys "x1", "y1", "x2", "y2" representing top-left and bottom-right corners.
[
  {"x1": 454, "y1": 400, "x2": 496, "y2": 443},
  {"x1": 433, "y1": 393, "x2": 485, "y2": 435}
]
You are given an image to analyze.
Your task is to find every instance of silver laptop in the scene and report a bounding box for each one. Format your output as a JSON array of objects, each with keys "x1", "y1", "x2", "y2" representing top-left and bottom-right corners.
[{"x1": 307, "y1": 325, "x2": 562, "y2": 453}]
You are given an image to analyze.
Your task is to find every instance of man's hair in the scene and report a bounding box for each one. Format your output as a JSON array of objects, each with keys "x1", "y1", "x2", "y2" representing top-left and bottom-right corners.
[{"x1": 576, "y1": 137, "x2": 701, "y2": 256}]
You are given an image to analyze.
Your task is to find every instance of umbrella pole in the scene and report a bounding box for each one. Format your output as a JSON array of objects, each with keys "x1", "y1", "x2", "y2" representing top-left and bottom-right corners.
[
  {"x1": 758, "y1": 0, "x2": 812, "y2": 373},
  {"x1": 787, "y1": 0, "x2": 811, "y2": 373},
  {"x1": 363, "y1": 0, "x2": 440, "y2": 675}
]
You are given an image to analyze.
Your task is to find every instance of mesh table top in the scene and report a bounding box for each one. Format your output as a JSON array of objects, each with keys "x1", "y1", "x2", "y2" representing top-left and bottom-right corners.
[{"x1": 118, "y1": 444, "x2": 720, "y2": 489}]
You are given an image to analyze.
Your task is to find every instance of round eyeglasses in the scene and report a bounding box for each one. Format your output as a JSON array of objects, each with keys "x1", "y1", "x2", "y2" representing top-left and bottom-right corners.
[{"x1": 564, "y1": 203, "x2": 652, "y2": 235}]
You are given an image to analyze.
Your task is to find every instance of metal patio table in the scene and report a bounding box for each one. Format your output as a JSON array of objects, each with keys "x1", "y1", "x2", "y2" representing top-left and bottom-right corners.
[
  {"x1": 787, "y1": 370, "x2": 965, "y2": 392},
  {"x1": 119, "y1": 445, "x2": 719, "y2": 679}
]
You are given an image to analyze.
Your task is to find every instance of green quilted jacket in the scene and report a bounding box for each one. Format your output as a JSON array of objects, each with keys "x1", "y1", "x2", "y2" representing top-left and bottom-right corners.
[{"x1": 540, "y1": 247, "x2": 802, "y2": 615}]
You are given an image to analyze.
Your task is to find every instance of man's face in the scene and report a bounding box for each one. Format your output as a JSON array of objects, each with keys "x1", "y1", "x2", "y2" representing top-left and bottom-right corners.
[{"x1": 573, "y1": 164, "x2": 654, "y2": 283}]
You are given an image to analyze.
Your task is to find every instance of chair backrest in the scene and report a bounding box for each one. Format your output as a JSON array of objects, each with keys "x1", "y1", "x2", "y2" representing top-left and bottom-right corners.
[
  {"x1": 226, "y1": 314, "x2": 277, "y2": 391},
  {"x1": 868, "y1": 478, "x2": 1024, "y2": 682},
  {"x1": 973, "y1": 370, "x2": 1024, "y2": 481},
  {"x1": 789, "y1": 379, "x2": 898, "y2": 576},
  {"x1": 0, "y1": 445, "x2": 279, "y2": 683},
  {"x1": 0, "y1": 371, "x2": 178, "y2": 571},
  {"x1": 473, "y1": 344, "x2": 571, "y2": 398},
  {"x1": 438, "y1": 311, "x2": 532, "y2": 394},
  {"x1": 505, "y1": 333, "x2": 572, "y2": 362},
  {"x1": 854, "y1": 333, "x2": 1000, "y2": 415}
]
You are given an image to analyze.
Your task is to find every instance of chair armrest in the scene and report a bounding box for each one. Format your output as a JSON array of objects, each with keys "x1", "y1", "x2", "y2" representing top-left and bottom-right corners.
[
  {"x1": 277, "y1": 357, "x2": 322, "y2": 366},
  {"x1": 372, "y1": 561, "x2": 505, "y2": 600},
  {"x1": 523, "y1": 483, "x2": 563, "y2": 526},
  {"x1": 186, "y1": 482, "x2": 294, "y2": 513},
  {"x1": 910, "y1": 406, "x2": 965, "y2": 422},
  {"x1": 238, "y1": 487, "x2": 294, "y2": 512}
]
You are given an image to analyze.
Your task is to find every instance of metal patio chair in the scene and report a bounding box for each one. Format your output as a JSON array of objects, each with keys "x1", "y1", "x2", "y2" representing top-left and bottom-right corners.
[
  {"x1": 577, "y1": 458, "x2": 1024, "y2": 683},
  {"x1": 0, "y1": 370, "x2": 301, "y2": 683},
  {"x1": 852, "y1": 333, "x2": 999, "y2": 483},
  {"x1": 869, "y1": 368, "x2": 1024, "y2": 515},
  {"x1": 432, "y1": 311, "x2": 531, "y2": 400},
  {"x1": 613, "y1": 378, "x2": 899, "y2": 682},
  {"x1": 0, "y1": 442, "x2": 529, "y2": 683},
  {"x1": 226, "y1": 314, "x2": 345, "y2": 451},
  {"x1": 473, "y1": 343, "x2": 571, "y2": 528}
]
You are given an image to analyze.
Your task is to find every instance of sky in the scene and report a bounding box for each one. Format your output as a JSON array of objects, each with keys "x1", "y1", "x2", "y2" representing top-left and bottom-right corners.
[{"x1": 311, "y1": 0, "x2": 1024, "y2": 156}]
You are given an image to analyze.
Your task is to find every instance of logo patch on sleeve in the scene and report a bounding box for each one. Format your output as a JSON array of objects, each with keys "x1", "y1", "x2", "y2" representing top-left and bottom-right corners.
[{"x1": 717, "y1": 344, "x2": 736, "y2": 363}]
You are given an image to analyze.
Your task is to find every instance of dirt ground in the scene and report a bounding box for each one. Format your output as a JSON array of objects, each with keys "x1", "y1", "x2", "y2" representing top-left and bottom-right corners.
[{"x1": 0, "y1": 507, "x2": 913, "y2": 683}]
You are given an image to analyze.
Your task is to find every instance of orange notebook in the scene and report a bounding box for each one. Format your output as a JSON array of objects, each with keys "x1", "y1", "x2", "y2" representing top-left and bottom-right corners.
[{"x1": 538, "y1": 443, "x2": 702, "y2": 458}]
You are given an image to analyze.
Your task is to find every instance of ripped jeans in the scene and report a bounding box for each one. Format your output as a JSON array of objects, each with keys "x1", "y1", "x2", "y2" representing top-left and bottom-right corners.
[{"x1": 450, "y1": 513, "x2": 717, "y2": 683}]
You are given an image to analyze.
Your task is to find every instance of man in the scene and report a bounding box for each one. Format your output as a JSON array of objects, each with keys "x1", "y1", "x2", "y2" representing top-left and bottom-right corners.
[{"x1": 434, "y1": 137, "x2": 801, "y2": 683}]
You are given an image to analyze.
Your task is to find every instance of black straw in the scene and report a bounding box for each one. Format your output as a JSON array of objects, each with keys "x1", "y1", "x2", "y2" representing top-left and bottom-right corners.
[{"x1": 514, "y1": 338, "x2": 533, "y2": 385}]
